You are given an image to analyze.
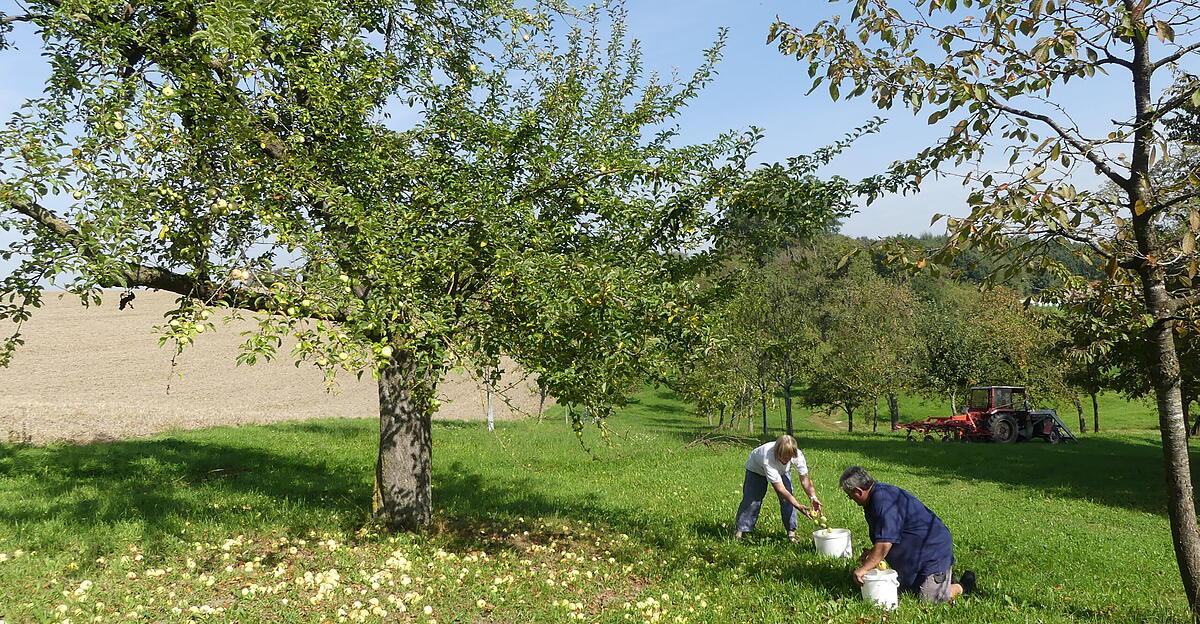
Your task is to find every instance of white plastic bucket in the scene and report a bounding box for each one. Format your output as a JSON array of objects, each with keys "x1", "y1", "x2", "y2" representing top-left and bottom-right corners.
[
  {"x1": 861, "y1": 568, "x2": 900, "y2": 610},
  {"x1": 811, "y1": 528, "x2": 852, "y2": 558}
]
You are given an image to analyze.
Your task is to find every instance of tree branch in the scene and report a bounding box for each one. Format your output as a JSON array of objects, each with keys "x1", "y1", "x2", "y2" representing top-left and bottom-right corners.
[
  {"x1": 1150, "y1": 81, "x2": 1200, "y2": 125},
  {"x1": 1171, "y1": 291, "x2": 1200, "y2": 313},
  {"x1": 1073, "y1": 27, "x2": 1133, "y2": 70},
  {"x1": 988, "y1": 99, "x2": 1131, "y2": 191},
  {"x1": 1150, "y1": 186, "x2": 1200, "y2": 216},
  {"x1": 1030, "y1": 227, "x2": 1115, "y2": 260},
  {"x1": 1153, "y1": 41, "x2": 1200, "y2": 71},
  {"x1": 6, "y1": 196, "x2": 296, "y2": 316},
  {"x1": 1094, "y1": 56, "x2": 1135, "y2": 69},
  {"x1": 0, "y1": 13, "x2": 38, "y2": 26}
]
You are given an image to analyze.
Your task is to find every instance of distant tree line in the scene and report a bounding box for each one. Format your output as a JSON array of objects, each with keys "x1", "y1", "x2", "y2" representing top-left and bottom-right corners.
[{"x1": 668, "y1": 235, "x2": 1077, "y2": 435}]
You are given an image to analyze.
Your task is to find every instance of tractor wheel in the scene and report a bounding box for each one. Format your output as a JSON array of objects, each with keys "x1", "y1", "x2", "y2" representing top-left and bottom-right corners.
[{"x1": 990, "y1": 414, "x2": 1019, "y2": 444}]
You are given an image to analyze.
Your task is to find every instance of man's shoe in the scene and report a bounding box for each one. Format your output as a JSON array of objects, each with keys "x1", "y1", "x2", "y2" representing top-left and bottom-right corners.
[
  {"x1": 733, "y1": 531, "x2": 744, "y2": 539},
  {"x1": 959, "y1": 570, "x2": 977, "y2": 595}
]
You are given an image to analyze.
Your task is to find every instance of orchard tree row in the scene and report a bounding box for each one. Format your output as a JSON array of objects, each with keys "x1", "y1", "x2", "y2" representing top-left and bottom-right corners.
[{"x1": 671, "y1": 236, "x2": 1075, "y2": 435}]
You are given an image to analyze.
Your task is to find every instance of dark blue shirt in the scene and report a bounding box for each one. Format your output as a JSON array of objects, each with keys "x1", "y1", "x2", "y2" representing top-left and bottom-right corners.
[{"x1": 863, "y1": 483, "x2": 955, "y2": 588}]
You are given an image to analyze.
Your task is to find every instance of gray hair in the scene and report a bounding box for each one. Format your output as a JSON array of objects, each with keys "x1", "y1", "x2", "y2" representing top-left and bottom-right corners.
[{"x1": 839, "y1": 466, "x2": 876, "y2": 492}]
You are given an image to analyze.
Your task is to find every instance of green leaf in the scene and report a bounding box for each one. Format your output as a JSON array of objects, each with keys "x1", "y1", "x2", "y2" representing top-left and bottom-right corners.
[{"x1": 851, "y1": 0, "x2": 868, "y2": 20}]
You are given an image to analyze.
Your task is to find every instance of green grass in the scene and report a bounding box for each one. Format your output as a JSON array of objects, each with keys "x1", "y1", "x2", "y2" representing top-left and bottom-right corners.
[{"x1": 0, "y1": 390, "x2": 1195, "y2": 622}]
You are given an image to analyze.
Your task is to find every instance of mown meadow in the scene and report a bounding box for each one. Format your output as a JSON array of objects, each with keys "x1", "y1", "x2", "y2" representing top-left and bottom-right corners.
[{"x1": 0, "y1": 390, "x2": 1193, "y2": 623}]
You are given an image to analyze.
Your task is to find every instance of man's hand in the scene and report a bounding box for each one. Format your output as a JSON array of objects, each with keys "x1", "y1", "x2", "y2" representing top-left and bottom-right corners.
[
  {"x1": 810, "y1": 497, "x2": 823, "y2": 514},
  {"x1": 855, "y1": 541, "x2": 892, "y2": 585},
  {"x1": 795, "y1": 504, "x2": 813, "y2": 519}
]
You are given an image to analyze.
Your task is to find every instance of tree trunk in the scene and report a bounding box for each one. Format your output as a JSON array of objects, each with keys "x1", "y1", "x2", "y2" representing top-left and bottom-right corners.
[
  {"x1": 717, "y1": 405, "x2": 726, "y2": 429},
  {"x1": 707, "y1": 409, "x2": 713, "y2": 427},
  {"x1": 888, "y1": 393, "x2": 900, "y2": 430},
  {"x1": 872, "y1": 398, "x2": 879, "y2": 433},
  {"x1": 537, "y1": 381, "x2": 547, "y2": 423},
  {"x1": 847, "y1": 405, "x2": 854, "y2": 433},
  {"x1": 1091, "y1": 392, "x2": 1100, "y2": 433},
  {"x1": 950, "y1": 387, "x2": 957, "y2": 416},
  {"x1": 1129, "y1": 32, "x2": 1200, "y2": 614},
  {"x1": 374, "y1": 350, "x2": 437, "y2": 531},
  {"x1": 783, "y1": 383, "x2": 794, "y2": 437},
  {"x1": 761, "y1": 395, "x2": 769, "y2": 437},
  {"x1": 1073, "y1": 395, "x2": 1086, "y2": 434},
  {"x1": 1187, "y1": 399, "x2": 1196, "y2": 438},
  {"x1": 747, "y1": 404, "x2": 754, "y2": 434},
  {"x1": 485, "y1": 379, "x2": 495, "y2": 433},
  {"x1": 1143, "y1": 300, "x2": 1200, "y2": 613}
]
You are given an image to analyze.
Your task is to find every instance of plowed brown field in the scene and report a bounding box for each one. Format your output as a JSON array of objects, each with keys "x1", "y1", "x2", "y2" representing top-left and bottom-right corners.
[{"x1": 0, "y1": 290, "x2": 548, "y2": 444}]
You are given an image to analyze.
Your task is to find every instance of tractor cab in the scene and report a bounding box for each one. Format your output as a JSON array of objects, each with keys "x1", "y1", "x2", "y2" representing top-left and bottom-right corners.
[{"x1": 966, "y1": 386, "x2": 1028, "y2": 414}]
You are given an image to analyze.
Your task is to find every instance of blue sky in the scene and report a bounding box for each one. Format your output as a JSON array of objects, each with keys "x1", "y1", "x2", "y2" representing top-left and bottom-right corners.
[
  {"x1": 0, "y1": 0, "x2": 1139, "y2": 262},
  {"x1": 620, "y1": 0, "x2": 1130, "y2": 235}
]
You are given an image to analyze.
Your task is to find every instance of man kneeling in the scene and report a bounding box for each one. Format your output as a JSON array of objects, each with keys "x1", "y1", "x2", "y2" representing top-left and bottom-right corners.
[{"x1": 840, "y1": 466, "x2": 976, "y2": 603}]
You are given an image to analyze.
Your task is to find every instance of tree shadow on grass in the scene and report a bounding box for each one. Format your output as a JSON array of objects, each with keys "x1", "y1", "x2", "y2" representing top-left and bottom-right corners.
[
  {"x1": 795, "y1": 433, "x2": 1198, "y2": 516},
  {"x1": 273, "y1": 419, "x2": 375, "y2": 439},
  {"x1": 0, "y1": 426, "x2": 375, "y2": 561}
]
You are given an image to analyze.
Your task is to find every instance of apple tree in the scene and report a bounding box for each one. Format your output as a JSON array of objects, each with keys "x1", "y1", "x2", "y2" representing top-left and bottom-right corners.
[{"x1": 0, "y1": 0, "x2": 862, "y2": 530}]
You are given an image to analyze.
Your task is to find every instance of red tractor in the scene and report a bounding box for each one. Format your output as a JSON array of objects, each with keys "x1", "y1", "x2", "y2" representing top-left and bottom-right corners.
[{"x1": 902, "y1": 386, "x2": 1077, "y2": 443}]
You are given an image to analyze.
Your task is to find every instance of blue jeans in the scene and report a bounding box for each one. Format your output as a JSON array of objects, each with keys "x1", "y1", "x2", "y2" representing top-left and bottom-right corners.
[{"x1": 734, "y1": 470, "x2": 797, "y2": 533}]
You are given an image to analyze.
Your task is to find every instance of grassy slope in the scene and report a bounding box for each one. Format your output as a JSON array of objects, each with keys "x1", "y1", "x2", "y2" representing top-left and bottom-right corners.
[{"x1": 0, "y1": 390, "x2": 1193, "y2": 623}]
